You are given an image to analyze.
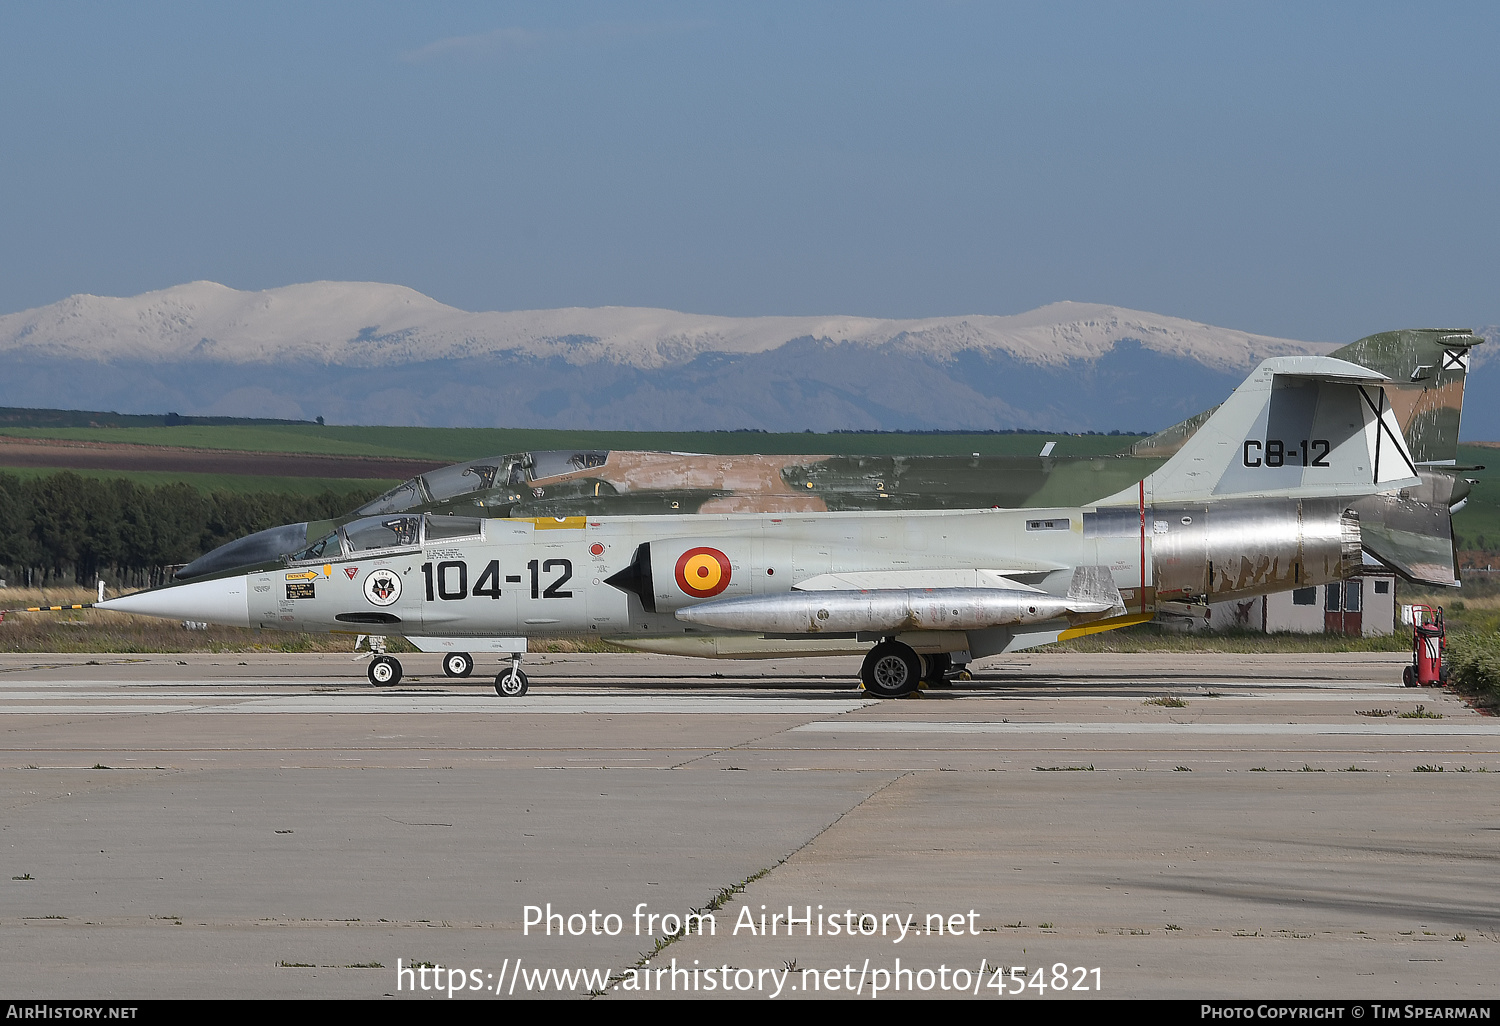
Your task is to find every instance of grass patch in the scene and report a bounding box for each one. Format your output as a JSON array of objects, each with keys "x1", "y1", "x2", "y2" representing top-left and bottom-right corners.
[
  {"x1": 1034, "y1": 765, "x2": 1094, "y2": 771},
  {"x1": 1446, "y1": 630, "x2": 1500, "y2": 712},
  {"x1": 1414, "y1": 765, "x2": 1444, "y2": 772},
  {"x1": 1398, "y1": 705, "x2": 1443, "y2": 719},
  {"x1": 1145, "y1": 696, "x2": 1188, "y2": 707},
  {"x1": 0, "y1": 589, "x2": 629, "y2": 654},
  {"x1": 0, "y1": 424, "x2": 1143, "y2": 461},
  {"x1": 1046, "y1": 624, "x2": 1409, "y2": 654}
]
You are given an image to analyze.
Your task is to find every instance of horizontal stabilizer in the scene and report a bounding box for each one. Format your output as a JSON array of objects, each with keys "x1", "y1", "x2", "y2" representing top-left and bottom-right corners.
[{"x1": 1349, "y1": 494, "x2": 1461, "y2": 587}]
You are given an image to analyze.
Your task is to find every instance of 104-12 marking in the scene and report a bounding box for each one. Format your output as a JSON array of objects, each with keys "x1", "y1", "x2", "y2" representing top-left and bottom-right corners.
[{"x1": 421, "y1": 559, "x2": 573, "y2": 601}]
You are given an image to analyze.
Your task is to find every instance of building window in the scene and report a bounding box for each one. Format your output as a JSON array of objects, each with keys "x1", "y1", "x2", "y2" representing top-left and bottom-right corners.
[
  {"x1": 1292, "y1": 587, "x2": 1316, "y2": 605},
  {"x1": 1374, "y1": 580, "x2": 1389, "y2": 594},
  {"x1": 1325, "y1": 584, "x2": 1341, "y2": 611},
  {"x1": 1343, "y1": 580, "x2": 1362, "y2": 612}
]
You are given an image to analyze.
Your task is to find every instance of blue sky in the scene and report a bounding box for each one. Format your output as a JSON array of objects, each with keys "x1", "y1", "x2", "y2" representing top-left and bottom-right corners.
[{"x1": 2, "y1": 1, "x2": 1496, "y2": 341}]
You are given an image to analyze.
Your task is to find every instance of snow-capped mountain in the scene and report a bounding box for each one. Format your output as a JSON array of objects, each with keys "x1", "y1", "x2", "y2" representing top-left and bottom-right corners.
[
  {"x1": 0, "y1": 280, "x2": 1322, "y2": 372},
  {"x1": 9, "y1": 281, "x2": 1482, "y2": 436}
]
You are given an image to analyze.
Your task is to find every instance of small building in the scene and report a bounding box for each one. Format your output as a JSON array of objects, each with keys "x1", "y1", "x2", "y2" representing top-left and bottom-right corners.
[{"x1": 1182, "y1": 572, "x2": 1398, "y2": 637}]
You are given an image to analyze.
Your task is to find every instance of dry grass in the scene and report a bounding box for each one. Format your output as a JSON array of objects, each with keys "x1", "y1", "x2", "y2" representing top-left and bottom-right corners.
[
  {"x1": 0, "y1": 585, "x2": 621, "y2": 655},
  {"x1": 1046, "y1": 625, "x2": 1409, "y2": 654}
]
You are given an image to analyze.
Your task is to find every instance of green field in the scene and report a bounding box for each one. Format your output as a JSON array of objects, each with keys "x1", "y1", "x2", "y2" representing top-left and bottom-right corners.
[
  {"x1": 0, "y1": 421, "x2": 1493, "y2": 552},
  {"x1": 1454, "y1": 444, "x2": 1500, "y2": 554},
  {"x1": 0, "y1": 423, "x2": 1143, "y2": 460},
  {"x1": 0, "y1": 466, "x2": 393, "y2": 496}
]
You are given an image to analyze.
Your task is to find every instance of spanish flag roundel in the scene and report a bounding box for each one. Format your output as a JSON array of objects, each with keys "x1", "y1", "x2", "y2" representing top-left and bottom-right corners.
[{"x1": 675, "y1": 546, "x2": 732, "y2": 598}]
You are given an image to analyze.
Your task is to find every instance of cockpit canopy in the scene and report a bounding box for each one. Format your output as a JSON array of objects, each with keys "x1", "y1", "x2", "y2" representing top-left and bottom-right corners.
[
  {"x1": 349, "y1": 451, "x2": 611, "y2": 516},
  {"x1": 290, "y1": 514, "x2": 485, "y2": 563}
]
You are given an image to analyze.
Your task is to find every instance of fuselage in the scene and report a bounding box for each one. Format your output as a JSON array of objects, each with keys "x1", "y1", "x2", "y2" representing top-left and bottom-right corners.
[{"x1": 111, "y1": 495, "x2": 1361, "y2": 659}]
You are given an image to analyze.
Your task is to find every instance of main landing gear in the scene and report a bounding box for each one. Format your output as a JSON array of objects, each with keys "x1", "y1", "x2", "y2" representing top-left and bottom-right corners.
[{"x1": 859, "y1": 640, "x2": 963, "y2": 698}]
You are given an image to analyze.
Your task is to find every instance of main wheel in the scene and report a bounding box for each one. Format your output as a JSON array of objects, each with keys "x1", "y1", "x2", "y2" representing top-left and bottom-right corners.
[
  {"x1": 494, "y1": 668, "x2": 529, "y2": 697},
  {"x1": 443, "y1": 652, "x2": 474, "y2": 678},
  {"x1": 924, "y1": 652, "x2": 953, "y2": 687},
  {"x1": 367, "y1": 655, "x2": 402, "y2": 687},
  {"x1": 860, "y1": 641, "x2": 922, "y2": 698}
]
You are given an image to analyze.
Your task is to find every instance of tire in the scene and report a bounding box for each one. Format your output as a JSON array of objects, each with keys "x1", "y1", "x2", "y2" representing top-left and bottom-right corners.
[
  {"x1": 494, "y1": 668, "x2": 530, "y2": 697},
  {"x1": 924, "y1": 652, "x2": 953, "y2": 687},
  {"x1": 443, "y1": 652, "x2": 474, "y2": 678},
  {"x1": 1403, "y1": 665, "x2": 1416, "y2": 688},
  {"x1": 367, "y1": 655, "x2": 402, "y2": 687},
  {"x1": 860, "y1": 641, "x2": 922, "y2": 698}
]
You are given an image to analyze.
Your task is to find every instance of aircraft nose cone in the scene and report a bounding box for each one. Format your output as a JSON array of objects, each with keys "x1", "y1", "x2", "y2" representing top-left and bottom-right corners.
[
  {"x1": 97, "y1": 576, "x2": 252, "y2": 627},
  {"x1": 175, "y1": 522, "x2": 311, "y2": 580}
]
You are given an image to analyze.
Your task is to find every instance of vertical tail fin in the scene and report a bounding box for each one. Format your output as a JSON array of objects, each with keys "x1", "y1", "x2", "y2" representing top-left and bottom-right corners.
[
  {"x1": 1104, "y1": 356, "x2": 1421, "y2": 505},
  {"x1": 1131, "y1": 328, "x2": 1483, "y2": 465}
]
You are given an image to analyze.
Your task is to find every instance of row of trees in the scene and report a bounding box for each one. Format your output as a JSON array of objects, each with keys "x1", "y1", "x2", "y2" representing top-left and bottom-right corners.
[{"x1": 0, "y1": 473, "x2": 375, "y2": 587}]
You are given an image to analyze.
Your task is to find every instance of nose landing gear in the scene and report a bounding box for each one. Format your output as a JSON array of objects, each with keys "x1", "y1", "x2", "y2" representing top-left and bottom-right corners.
[{"x1": 494, "y1": 653, "x2": 529, "y2": 697}]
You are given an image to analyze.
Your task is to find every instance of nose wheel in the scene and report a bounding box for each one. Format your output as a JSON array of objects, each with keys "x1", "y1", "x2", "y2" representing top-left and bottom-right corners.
[
  {"x1": 495, "y1": 668, "x2": 529, "y2": 697},
  {"x1": 494, "y1": 652, "x2": 529, "y2": 697}
]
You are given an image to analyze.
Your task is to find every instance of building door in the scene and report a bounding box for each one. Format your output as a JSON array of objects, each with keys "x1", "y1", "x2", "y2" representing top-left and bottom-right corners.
[{"x1": 1324, "y1": 580, "x2": 1363, "y2": 635}]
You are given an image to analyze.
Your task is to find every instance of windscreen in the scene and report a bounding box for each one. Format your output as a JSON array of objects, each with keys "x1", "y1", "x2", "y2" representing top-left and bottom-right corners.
[{"x1": 290, "y1": 530, "x2": 342, "y2": 563}]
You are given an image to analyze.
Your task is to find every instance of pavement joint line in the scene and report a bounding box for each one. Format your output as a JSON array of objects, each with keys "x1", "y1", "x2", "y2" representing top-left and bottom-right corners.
[{"x1": 791, "y1": 720, "x2": 1500, "y2": 735}]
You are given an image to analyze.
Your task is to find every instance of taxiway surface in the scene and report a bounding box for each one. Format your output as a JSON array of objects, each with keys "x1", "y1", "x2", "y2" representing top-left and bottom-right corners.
[{"x1": 0, "y1": 651, "x2": 1495, "y2": 1000}]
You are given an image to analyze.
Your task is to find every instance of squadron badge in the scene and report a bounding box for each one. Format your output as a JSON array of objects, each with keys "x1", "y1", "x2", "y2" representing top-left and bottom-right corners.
[{"x1": 363, "y1": 568, "x2": 402, "y2": 606}]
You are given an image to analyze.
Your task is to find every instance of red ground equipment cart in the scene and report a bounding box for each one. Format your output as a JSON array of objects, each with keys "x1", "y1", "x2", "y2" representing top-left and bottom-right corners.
[{"x1": 1402, "y1": 604, "x2": 1446, "y2": 687}]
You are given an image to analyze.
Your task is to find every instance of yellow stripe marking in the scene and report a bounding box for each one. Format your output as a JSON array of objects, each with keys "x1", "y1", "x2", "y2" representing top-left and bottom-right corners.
[
  {"x1": 1057, "y1": 612, "x2": 1155, "y2": 641},
  {"x1": 513, "y1": 516, "x2": 587, "y2": 531}
]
